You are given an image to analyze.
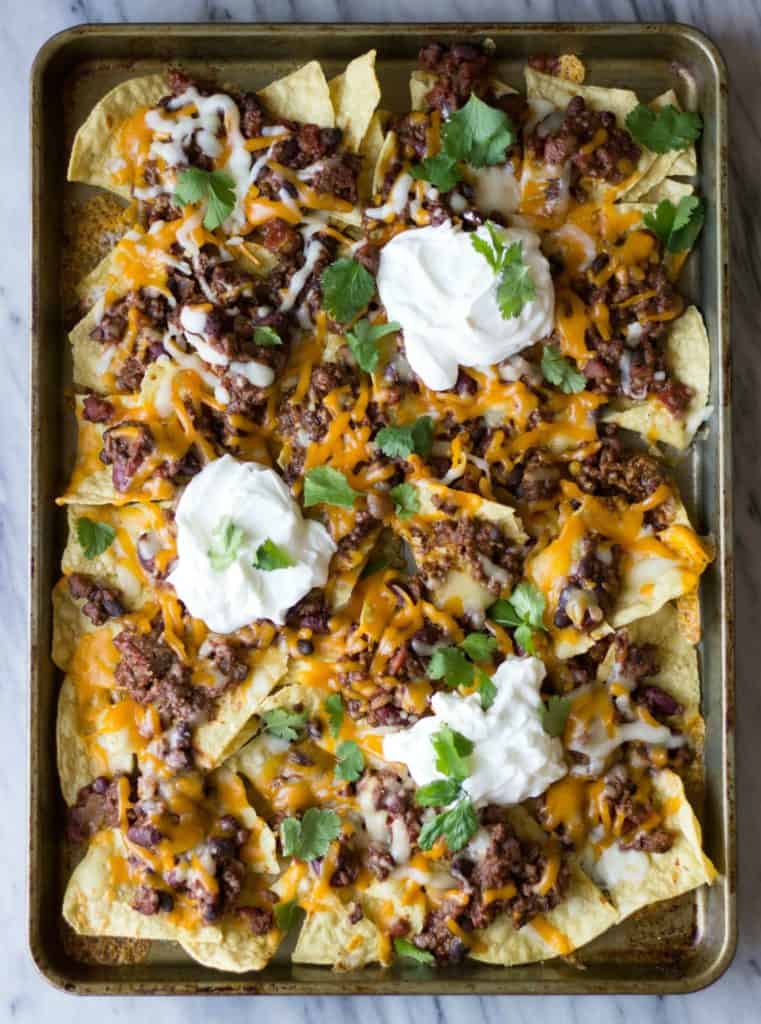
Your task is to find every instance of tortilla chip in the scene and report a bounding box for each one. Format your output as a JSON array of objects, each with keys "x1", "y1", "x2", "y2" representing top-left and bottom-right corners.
[
  {"x1": 258, "y1": 61, "x2": 334, "y2": 128},
  {"x1": 291, "y1": 904, "x2": 385, "y2": 969},
  {"x1": 619, "y1": 91, "x2": 697, "y2": 201},
  {"x1": 602, "y1": 306, "x2": 711, "y2": 449},
  {"x1": 67, "y1": 75, "x2": 169, "y2": 197},
  {"x1": 409, "y1": 71, "x2": 435, "y2": 112},
  {"x1": 525, "y1": 66, "x2": 639, "y2": 130},
  {"x1": 64, "y1": 825, "x2": 280, "y2": 970},
  {"x1": 61, "y1": 503, "x2": 175, "y2": 612},
  {"x1": 359, "y1": 111, "x2": 389, "y2": 201},
  {"x1": 472, "y1": 806, "x2": 618, "y2": 964},
  {"x1": 580, "y1": 770, "x2": 716, "y2": 921},
  {"x1": 52, "y1": 578, "x2": 97, "y2": 672},
  {"x1": 641, "y1": 177, "x2": 695, "y2": 205},
  {"x1": 677, "y1": 588, "x2": 702, "y2": 644},
  {"x1": 398, "y1": 480, "x2": 527, "y2": 616},
  {"x1": 616, "y1": 603, "x2": 700, "y2": 715},
  {"x1": 370, "y1": 129, "x2": 398, "y2": 198},
  {"x1": 329, "y1": 50, "x2": 381, "y2": 153},
  {"x1": 57, "y1": 675, "x2": 134, "y2": 806},
  {"x1": 195, "y1": 645, "x2": 289, "y2": 769}
]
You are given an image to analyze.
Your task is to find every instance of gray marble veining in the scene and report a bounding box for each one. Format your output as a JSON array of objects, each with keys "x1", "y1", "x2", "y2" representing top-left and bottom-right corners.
[{"x1": 4, "y1": 0, "x2": 760, "y2": 1020}]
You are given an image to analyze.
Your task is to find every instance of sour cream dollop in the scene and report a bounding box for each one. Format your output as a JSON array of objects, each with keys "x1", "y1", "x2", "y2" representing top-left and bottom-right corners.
[
  {"x1": 383, "y1": 655, "x2": 567, "y2": 807},
  {"x1": 377, "y1": 221, "x2": 554, "y2": 391},
  {"x1": 168, "y1": 455, "x2": 336, "y2": 633}
]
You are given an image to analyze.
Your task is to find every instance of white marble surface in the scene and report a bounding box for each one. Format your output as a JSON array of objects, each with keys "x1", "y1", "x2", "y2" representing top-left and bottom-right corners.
[{"x1": 4, "y1": 0, "x2": 759, "y2": 1019}]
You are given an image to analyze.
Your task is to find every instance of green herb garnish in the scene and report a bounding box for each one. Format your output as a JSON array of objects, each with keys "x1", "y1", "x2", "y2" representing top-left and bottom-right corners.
[
  {"x1": 280, "y1": 807, "x2": 342, "y2": 861},
  {"x1": 76, "y1": 517, "x2": 116, "y2": 559},
  {"x1": 174, "y1": 168, "x2": 236, "y2": 230},
  {"x1": 303, "y1": 467, "x2": 360, "y2": 508}
]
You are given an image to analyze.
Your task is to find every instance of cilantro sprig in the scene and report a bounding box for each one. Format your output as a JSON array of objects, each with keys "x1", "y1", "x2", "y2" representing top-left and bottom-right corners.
[
  {"x1": 390, "y1": 482, "x2": 419, "y2": 519},
  {"x1": 625, "y1": 103, "x2": 703, "y2": 154},
  {"x1": 410, "y1": 94, "x2": 515, "y2": 190},
  {"x1": 393, "y1": 938, "x2": 435, "y2": 964},
  {"x1": 303, "y1": 467, "x2": 360, "y2": 508},
  {"x1": 324, "y1": 693, "x2": 344, "y2": 738},
  {"x1": 274, "y1": 899, "x2": 300, "y2": 932},
  {"x1": 280, "y1": 807, "x2": 342, "y2": 861},
  {"x1": 488, "y1": 582, "x2": 547, "y2": 654},
  {"x1": 262, "y1": 707, "x2": 308, "y2": 742},
  {"x1": 320, "y1": 258, "x2": 376, "y2": 323},
  {"x1": 253, "y1": 326, "x2": 282, "y2": 347},
  {"x1": 174, "y1": 168, "x2": 236, "y2": 230},
  {"x1": 415, "y1": 726, "x2": 478, "y2": 853},
  {"x1": 643, "y1": 196, "x2": 705, "y2": 253},
  {"x1": 426, "y1": 632, "x2": 498, "y2": 708},
  {"x1": 76, "y1": 517, "x2": 116, "y2": 559},
  {"x1": 346, "y1": 319, "x2": 400, "y2": 374},
  {"x1": 335, "y1": 740, "x2": 365, "y2": 782},
  {"x1": 252, "y1": 538, "x2": 294, "y2": 571},
  {"x1": 471, "y1": 222, "x2": 536, "y2": 320},
  {"x1": 541, "y1": 346, "x2": 586, "y2": 394},
  {"x1": 541, "y1": 695, "x2": 572, "y2": 738},
  {"x1": 375, "y1": 416, "x2": 434, "y2": 459},
  {"x1": 208, "y1": 516, "x2": 245, "y2": 571}
]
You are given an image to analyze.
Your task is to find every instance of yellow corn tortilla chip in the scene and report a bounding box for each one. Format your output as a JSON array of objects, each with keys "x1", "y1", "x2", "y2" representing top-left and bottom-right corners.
[
  {"x1": 359, "y1": 110, "x2": 389, "y2": 201},
  {"x1": 370, "y1": 129, "x2": 398, "y2": 198},
  {"x1": 398, "y1": 480, "x2": 527, "y2": 616},
  {"x1": 602, "y1": 306, "x2": 711, "y2": 449},
  {"x1": 329, "y1": 50, "x2": 381, "y2": 153},
  {"x1": 472, "y1": 806, "x2": 618, "y2": 964},
  {"x1": 57, "y1": 675, "x2": 135, "y2": 806},
  {"x1": 677, "y1": 588, "x2": 702, "y2": 644},
  {"x1": 641, "y1": 177, "x2": 695, "y2": 204},
  {"x1": 180, "y1": 921, "x2": 280, "y2": 973},
  {"x1": 619, "y1": 91, "x2": 697, "y2": 202},
  {"x1": 52, "y1": 577, "x2": 99, "y2": 672},
  {"x1": 258, "y1": 60, "x2": 335, "y2": 128},
  {"x1": 67, "y1": 75, "x2": 169, "y2": 196},
  {"x1": 291, "y1": 904, "x2": 385, "y2": 970},
  {"x1": 61, "y1": 502, "x2": 175, "y2": 613},
  {"x1": 579, "y1": 769, "x2": 716, "y2": 921}
]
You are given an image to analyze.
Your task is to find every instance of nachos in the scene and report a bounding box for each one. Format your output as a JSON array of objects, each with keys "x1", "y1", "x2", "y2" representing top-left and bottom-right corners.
[{"x1": 55, "y1": 43, "x2": 715, "y2": 973}]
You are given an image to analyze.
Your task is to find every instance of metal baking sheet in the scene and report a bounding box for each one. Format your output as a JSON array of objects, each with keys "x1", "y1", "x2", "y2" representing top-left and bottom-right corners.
[{"x1": 29, "y1": 21, "x2": 734, "y2": 995}]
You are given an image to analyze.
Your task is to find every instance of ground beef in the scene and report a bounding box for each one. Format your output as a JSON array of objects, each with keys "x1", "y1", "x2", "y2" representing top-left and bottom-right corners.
[
  {"x1": 113, "y1": 619, "x2": 208, "y2": 728},
  {"x1": 354, "y1": 242, "x2": 380, "y2": 276},
  {"x1": 284, "y1": 590, "x2": 330, "y2": 633},
  {"x1": 239, "y1": 905, "x2": 274, "y2": 934},
  {"x1": 100, "y1": 420, "x2": 155, "y2": 492},
  {"x1": 68, "y1": 573, "x2": 125, "y2": 626},
  {"x1": 311, "y1": 153, "x2": 361, "y2": 202},
  {"x1": 602, "y1": 763, "x2": 675, "y2": 853},
  {"x1": 529, "y1": 95, "x2": 641, "y2": 185},
  {"x1": 115, "y1": 356, "x2": 147, "y2": 393},
  {"x1": 82, "y1": 395, "x2": 114, "y2": 423},
  {"x1": 66, "y1": 776, "x2": 121, "y2": 843},
  {"x1": 515, "y1": 449, "x2": 562, "y2": 502},
  {"x1": 554, "y1": 533, "x2": 621, "y2": 632},
  {"x1": 612, "y1": 632, "x2": 660, "y2": 683},
  {"x1": 330, "y1": 839, "x2": 360, "y2": 888},
  {"x1": 131, "y1": 885, "x2": 174, "y2": 916},
  {"x1": 573, "y1": 429, "x2": 666, "y2": 503},
  {"x1": 366, "y1": 843, "x2": 396, "y2": 880},
  {"x1": 418, "y1": 42, "x2": 491, "y2": 115},
  {"x1": 90, "y1": 299, "x2": 128, "y2": 344},
  {"x1": 270, "y1": 124, "x2": 343, "y2": 170},
  {"x1": 413, "y1": 900, "x2": 469, "y2": 963},
  {"x1": 201, "y1": 636, "x2": 249, "y2": 689},
  {"x1": 239, "y1": 92, "x2": 265, "y2": 139}
]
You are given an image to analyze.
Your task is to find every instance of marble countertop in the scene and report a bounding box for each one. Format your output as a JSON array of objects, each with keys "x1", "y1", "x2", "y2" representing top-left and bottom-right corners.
[{"x1": 4, "y1": 0, "x2": 759, "y2": 1020}]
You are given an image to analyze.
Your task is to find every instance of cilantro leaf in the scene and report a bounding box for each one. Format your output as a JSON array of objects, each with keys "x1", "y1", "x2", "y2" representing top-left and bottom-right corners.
[
  {"x1": 76, "y1": 517, "x2": 116, "y2": 559},
  {"x1": 460, "y1": 632, "x2": 497, "y2": 662},
  {"x1": 541, "y1": 345, "x2": 586, "y2": 394},
  {"x1": 410, "y1": 153, "x2": 462, "y2": 192},
  {"x1": 427, "y1": 646, "x2": 474, "y2": 689},
  {"x1": 390, "y1": 483, "x2": 419, "y2": 519},
  {"x1": 442, "y1": 94, "x2": 515, "y2": 168},
  {"x1": 375, "y1": 416, "x2": 434, "y2": 458},
  {"x1": 346, "y1": 318, "x2": 400, "y2": 374},
  {"x1": 253, "y1": 325, "x2": 282, "y2": 347},
  {"x1": 280, "y1": 807, "x2": 342, "y2": 861},
  {"x1": 320, "y1": 258, "x2": 376, "y2": 323},
  {"x1": 208, "y1": 516, "x2": 245, "y2": 571},
  {"x1": 324, "y1": 693, "x2": 344, "y2": 738},
  {"x1": 303, "y1": 467, "x2": 360, "y2": 508},
  {"x1": 431, "y1": 724, "x2": 473, "y2": 781},
  {"x1": 488, "y1": 582, "x2": 546, "y2": 655},
  {"x1": 418, "y1": 797, "x2": 478, "y2": 853},
  {"x1": 393, "y1": 938, "x2": 435, "y2": 964},
  {"x1": 471, "y1": 225, "x2": 535, "y2": 320},
  {"x1": 262, "y1": 707, "x2": 308, "y2": 742},
  {"x1": 252, "y1": 538, "x2": 294, "y2": 571},
  {"x1": 541, "y1": 695, "x2": 572, "y2": 738},
  {"x1": 415, "y1": 777, "x2": 462, "y2": 808},
  {"x1": 625, "y1": 103, "x2": 703, "y2": 154},
  {"x1": 274, "y1": 899, "x2": 300, "y2": 932},
  {"x1": 643, "y1": 196, "x2": 705, "y2": 253},
  {"x1": 497, "y1": 241, "x2": 536, "y2": 319},
  {"x1": 335, "y1": 740, "x2": 365, "y2": 782},
  {"x1": 476, "y1": 669, "x2": 497, "y2": 711},
  {"x1": 174, "y1": 168, "x2": 236, "y2": 230}
]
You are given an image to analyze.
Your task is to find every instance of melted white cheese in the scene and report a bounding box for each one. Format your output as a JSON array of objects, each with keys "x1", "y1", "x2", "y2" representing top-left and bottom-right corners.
[
  {"x1": 377, "y1": 221, "x2": 555, "y2": 391},
  {"x1": 382, "y1": 655, "x2": 567, "y2": 807},
  {"x1": 168, "y1": 455, "x2": 336, "y2": 632}
]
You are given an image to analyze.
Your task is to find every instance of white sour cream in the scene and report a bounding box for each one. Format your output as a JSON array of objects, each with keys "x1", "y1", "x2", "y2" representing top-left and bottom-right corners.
[
  {"x1": 382, "y1": 655, "x2": 567, "y2": 807},
  {"x1": 376, "y1": 222, "x2": 554, "y2": 391},
  {"x1": 168, "y1": 455, "x2": 336, "y2": 632}
]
